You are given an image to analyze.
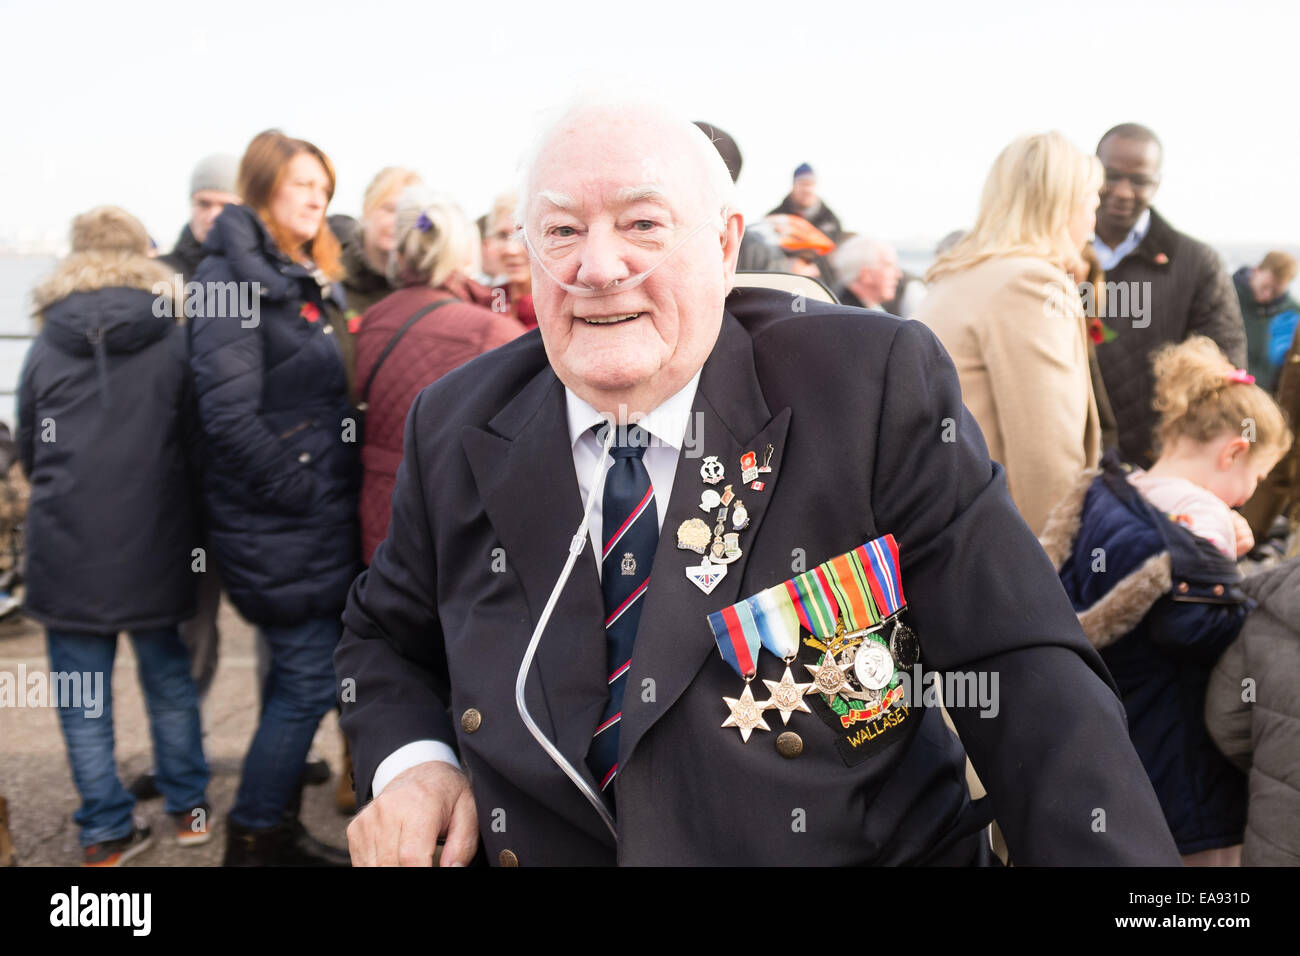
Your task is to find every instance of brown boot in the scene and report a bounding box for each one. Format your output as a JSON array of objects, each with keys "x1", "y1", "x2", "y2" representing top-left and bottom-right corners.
[
  {"x1": 0, "y1": 795, "x2": 16, "y2": 866},
  {"x1": 335, "y1": 732, "x2": 356, "y2": 815}
]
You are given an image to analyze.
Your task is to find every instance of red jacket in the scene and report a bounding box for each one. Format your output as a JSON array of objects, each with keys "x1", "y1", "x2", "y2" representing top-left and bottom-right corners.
[{"x1": 355, "y1": 278, "x2": 526, "y2": 563}]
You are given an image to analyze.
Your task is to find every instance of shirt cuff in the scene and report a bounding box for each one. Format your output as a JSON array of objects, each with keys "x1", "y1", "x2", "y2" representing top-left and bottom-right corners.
[{"x1": 371, "y1": 740, "x2": 461, "y2": 797}]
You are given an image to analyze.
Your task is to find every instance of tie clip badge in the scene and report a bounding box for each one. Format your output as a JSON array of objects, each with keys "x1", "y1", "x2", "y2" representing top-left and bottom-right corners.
[{"x1": 680, "y1": 447, "x2": 774, "y2": 593}]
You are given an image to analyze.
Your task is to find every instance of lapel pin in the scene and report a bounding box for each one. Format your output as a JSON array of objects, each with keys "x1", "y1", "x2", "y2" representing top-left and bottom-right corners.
[
  {"x1": 686, "y1": 555, "x2": 728, "y2": 594},
  {"x1": 700, "y1": 456, "x2": 725, "y2": 484}
]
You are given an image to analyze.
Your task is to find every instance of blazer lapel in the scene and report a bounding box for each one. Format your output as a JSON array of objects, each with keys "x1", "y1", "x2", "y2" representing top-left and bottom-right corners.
[
  {"x1": 462, "y1": 370, "x2": 609, "y2": 801},
  {"x1": 618, "y1": 312, "x2": 792, "y2": 770}
]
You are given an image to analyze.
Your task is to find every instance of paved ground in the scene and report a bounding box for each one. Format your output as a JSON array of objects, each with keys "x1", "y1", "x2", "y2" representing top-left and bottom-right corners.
[{"x1": 0, "y1": 599, "x2": 351, "y2": 866}]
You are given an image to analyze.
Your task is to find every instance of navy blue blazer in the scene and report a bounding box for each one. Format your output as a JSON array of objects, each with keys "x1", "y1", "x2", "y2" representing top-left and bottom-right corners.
[{"x1": 335, "y1": 287, "x2": 1181, "y2": 866}]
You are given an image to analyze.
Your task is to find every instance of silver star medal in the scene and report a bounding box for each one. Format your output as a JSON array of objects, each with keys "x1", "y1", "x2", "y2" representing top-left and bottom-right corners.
[
  {"x1": 761, "y1": 665, "x2": 814, "y2": 725},
  {"x1": 805, "y1": 648, "x2": 854, "y2": 703},
  {"x1": 722, "y1": 681, "x2": 771, "y2": 742}
]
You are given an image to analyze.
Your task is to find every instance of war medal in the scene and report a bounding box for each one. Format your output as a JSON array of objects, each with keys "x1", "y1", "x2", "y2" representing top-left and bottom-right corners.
[
  {"x1": 709, "y1": 603, "x2": 770, "y2": 742},
  {"x1": 747, "y1": 587, "x2": 812, "y2": 725}
]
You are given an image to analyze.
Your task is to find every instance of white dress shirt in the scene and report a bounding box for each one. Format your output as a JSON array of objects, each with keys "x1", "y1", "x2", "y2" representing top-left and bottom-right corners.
[
  {"x1": 370, "y1": 371, "x2": 702, "y2": 796},
  {"x1": 1092, "y1": 208, "x2": 1151, "y2": 271}
]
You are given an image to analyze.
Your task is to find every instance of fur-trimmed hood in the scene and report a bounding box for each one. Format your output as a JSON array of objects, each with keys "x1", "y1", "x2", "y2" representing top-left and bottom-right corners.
[
  {"x1": 32, "y1": 252, "x2": 177, "y2": 359},
  {"x1": 31, "y1": 250, "x2": 173, "y2": 316},
  {"x1": 1040, "y1": 451, "x2": 1245, "y2": 648}
]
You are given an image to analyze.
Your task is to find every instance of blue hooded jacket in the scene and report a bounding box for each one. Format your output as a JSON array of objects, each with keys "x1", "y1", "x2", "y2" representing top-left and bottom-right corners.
[{"x1": 1045, "y1": 450, "x2": 1249, "y2": 854}]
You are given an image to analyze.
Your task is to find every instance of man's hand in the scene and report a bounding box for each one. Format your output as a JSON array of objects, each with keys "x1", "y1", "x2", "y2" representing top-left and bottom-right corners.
[{"x1": 347, "y1": 760, "x2": 478, "y2": 867}]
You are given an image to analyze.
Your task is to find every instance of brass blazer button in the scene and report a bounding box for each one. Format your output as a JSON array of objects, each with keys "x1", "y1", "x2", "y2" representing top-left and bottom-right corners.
[
  {"x1": 1176, "y1": 581, "x2": 1189, "y2": 594},
  {"x1": 499, "y1": 849, "x2": 518, "y2": 867},
  {"x1": 461, "y1": 708, "x2": 482, "y2": 733},
  {"x1": 776, "y1": 731, "x2": 803, "y2": 758}
]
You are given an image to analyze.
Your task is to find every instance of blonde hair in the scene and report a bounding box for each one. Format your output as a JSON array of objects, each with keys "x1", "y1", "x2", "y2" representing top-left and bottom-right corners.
[
  {"x1": 362, "y1": 167, "x2": 422, "y2": 217},
  {"x1": 926, "y1": 131, "x2": 1102, "y2": 284},
  {"x1": 1152, "y1": 335, "x2": 1292, "y2": 460},
  {"x1": 487, "y1": 190, "x2": 518, "y2": 235},
  {"x1": 388, "y1": 185, "x2": 475, "y2": 289}
]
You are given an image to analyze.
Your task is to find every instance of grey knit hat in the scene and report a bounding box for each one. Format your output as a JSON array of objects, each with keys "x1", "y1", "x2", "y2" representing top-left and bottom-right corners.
[{"x1": 190, "y1": 153, "x2": 240, "y2": 197}]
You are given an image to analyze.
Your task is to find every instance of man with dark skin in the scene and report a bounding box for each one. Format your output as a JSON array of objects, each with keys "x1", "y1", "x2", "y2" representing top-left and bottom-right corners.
[
  {"x1": 1095, "y1": 132, "x2": 1162, "y2": 253},
  {"x1": 1091, "y1": 124, "x2": 1244, "y2": 468}
]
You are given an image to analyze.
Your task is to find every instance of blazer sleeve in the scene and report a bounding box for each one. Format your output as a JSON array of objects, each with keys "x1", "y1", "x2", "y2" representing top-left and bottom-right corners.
[
  {"x1": 1187, "y1": 248, "x2": 1247, "y2": 367},
  {"x1": 189, "y1": 298, "x2": 321, "y2": 514},
  {"x1": 1204, "y1": 633, "x2": 1253, "y2": 772},
  {"x1": 336, "y1": 388, "x2": 456, "y2": 802},
  {"x1": 975, "y1": 265, "x2": 1093, "y2": 536},
  {"x1": 870, "y1": 318, "x2": 1181, "y2": 865}
]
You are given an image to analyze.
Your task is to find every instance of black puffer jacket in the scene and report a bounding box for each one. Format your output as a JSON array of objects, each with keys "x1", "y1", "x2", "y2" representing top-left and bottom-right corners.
[
  {"x1": 190, "y1": 204, "x2": 359, "y2": 627},
  {"x1": 159, "y1": 224, "x2": 206, "y2": 283},
  {"x1": 1094, "y1": 209, "x2": 1246, "y2": 467},
  {"x1": 19, "y1": 252, "x2": 198, "y2": 632}
]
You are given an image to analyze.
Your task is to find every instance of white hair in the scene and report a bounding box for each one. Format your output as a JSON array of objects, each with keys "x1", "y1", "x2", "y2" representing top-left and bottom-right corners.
[
  {"x1": 512, "y1": 92, "x2": 738, "y2": 236},
  {"x1": 832, "y1": 236, "x2": 891, "y2": 282}
]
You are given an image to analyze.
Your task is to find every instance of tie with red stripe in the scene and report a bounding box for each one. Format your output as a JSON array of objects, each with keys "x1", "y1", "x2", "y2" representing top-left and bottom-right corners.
[{"x1": 587, "y1": 424, "x2": 657, "y2": 805}]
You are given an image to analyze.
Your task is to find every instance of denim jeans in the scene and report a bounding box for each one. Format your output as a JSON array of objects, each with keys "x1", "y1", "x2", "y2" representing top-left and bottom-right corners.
[
  {"x1": 47, "y1": 627, "x2": 209, "y2": 847},
  {"x1": 230, "y1": 616, "x2": 340, "y2": 829}
]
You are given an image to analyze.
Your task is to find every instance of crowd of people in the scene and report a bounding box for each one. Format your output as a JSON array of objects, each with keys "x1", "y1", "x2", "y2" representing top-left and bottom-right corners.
[{"x1": 6, "y1": 109, "x2": 1300, "y2": 867}]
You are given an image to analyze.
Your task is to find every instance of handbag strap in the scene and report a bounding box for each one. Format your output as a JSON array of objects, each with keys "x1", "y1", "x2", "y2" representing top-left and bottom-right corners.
[{"x1": 359, "y1": 297, "x2": 458, "y2": 408}]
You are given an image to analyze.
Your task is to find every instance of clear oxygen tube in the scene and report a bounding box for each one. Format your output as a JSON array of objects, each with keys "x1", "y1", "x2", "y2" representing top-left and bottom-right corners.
[{"x1": 515, "y1": 419, "x2": 619, "y2": 840}]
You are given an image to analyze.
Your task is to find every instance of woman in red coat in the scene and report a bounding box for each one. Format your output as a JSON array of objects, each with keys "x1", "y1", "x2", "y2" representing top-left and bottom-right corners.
[{"x1": 355, "y1": 187, "x2": 526, "y2": 564}]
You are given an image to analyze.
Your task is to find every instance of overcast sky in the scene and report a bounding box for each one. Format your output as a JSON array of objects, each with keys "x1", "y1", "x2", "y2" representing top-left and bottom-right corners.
[{"x1": 2, "y1": 0, "x2": 1297, "y2": 250}]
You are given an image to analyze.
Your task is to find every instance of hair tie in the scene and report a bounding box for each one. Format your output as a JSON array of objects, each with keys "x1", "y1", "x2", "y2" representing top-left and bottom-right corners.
[
  {"x1": 1225, "y1": 368, "x2": 1255, "y2": 385},
  {"x1": 416, "y1": 211, "x2": 433, "y2": 233}
]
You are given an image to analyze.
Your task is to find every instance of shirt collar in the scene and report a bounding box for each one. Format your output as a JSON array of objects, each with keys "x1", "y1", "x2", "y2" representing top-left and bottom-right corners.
[
  {"x1": 565, "y1": 369, "x2": 703, "y2": 452},
  {"x1": 1129, "y1": 208, "x2": 1152, "y2": 245}
]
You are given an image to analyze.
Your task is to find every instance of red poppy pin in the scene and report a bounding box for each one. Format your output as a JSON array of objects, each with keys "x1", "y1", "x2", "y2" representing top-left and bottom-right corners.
[
  {"x1": 300, "y1": 302, "x2": 321, "y2": 322},
  {"x1": 1088, "y1": 317, "x2": 1118, "y2": 345},
  {"x1": 345, "y1": 309, "x2": 362, "y2": 335},
  {"x1": 1154, "y1": 252, "x2": 1169, "y2": 265}
]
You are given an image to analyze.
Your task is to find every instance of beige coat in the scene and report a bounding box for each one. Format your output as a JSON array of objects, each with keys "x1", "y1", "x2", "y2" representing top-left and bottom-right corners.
[{"x1": 915, "y1": 256, "x2": 1100, "y2": 536}]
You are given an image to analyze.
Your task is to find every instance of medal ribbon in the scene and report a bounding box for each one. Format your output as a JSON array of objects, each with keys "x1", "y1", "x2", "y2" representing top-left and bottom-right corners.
[
  {"x1": 859, "y1": 534, "x2": 906, "y2": 618},
  {"x1": 708, "y1": 601, "x2": 762, "y2": 680},
  {"x1": 821, "y1": 549, "x2": 882, "y2": 632},
  {"x1": 786, "y1": 566, "x2": 840, "y2": 639},
  {"x1": 747, "y1": 586, "x2": 801, "y2": 660}
]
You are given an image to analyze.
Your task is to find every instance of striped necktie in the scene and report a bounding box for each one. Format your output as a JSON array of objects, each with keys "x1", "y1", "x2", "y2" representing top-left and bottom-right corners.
[{"x1": 587, "y1": 424, "x2": 657, "y2": 804}]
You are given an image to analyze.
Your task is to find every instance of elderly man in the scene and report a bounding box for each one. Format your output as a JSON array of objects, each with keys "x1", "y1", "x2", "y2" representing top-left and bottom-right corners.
[
  {"x1": 336, "y1": 100, "x2": 1180, "y2": 867},
  {"x1": 832, "y1": 236, "x2": 920, "y2": 315}
]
